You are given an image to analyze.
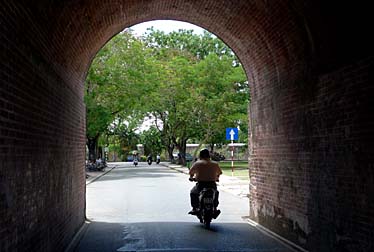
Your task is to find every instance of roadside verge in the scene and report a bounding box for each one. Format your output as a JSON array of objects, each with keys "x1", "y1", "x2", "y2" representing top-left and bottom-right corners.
[{"x1": 163, "y1": 162, "x2": 249, "y2": 199}]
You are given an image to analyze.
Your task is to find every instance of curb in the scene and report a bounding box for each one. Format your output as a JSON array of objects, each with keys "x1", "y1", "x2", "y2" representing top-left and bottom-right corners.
[
  {"x1": 66, "y1": 165, "x2": 118, "y2": 251},
  {"x1": 86, "y1": 165, "x2": 117, "y2": 185},
  {"x1": 64, "y1": 220, "x2": 90, "y2": 252},
  {"x1": 245, "y1": 218, "x2": 308, "y2": 252},
  {"x1": 168, "y1": 165, "x2": 189, "y2": 175}
]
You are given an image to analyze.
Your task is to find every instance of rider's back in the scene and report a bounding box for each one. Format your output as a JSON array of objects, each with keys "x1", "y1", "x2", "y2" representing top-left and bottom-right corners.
[{"x1": 189, "y1": 160, "x2": 222, "y2": 182}]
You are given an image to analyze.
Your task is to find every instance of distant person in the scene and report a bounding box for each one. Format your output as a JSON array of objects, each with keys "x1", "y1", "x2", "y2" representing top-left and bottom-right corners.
[{"x1": 147, "y1": 154, "x2": 153, "y2": 165}]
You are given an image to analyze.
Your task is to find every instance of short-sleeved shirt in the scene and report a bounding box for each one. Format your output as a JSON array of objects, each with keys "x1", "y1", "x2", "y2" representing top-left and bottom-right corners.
[{"x1": 189, "y1": 159, "x2": 222, "y2": 182}]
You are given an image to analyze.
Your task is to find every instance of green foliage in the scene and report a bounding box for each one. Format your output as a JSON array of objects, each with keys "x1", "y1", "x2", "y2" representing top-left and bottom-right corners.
[
  {"x1": 108, "y1": 116, "x2": 142, "y2": 156},
  {"x1": 141, "y1": 126, "x2": 163, "y2": 156},
  {"x1": 190, "y1": 53, "x2": 249, "y2": 146},
  {"x1": 85, "y1": 93, "x2": 113, "y2": 138},
  {"x1": 143, "y1": 28, "x2": 234, "y2": 60},
  {"x1": 84, "y1": 26, "x2": 250, "y2": 159},
  {"x1": 141, "y1": 29, "x2": 249, "y2": 155}
]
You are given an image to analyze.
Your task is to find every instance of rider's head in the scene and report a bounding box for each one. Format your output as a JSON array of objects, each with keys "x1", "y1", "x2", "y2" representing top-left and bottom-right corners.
[{"x1": 199, "y1": 148, "x2": 210, "y2": 159}]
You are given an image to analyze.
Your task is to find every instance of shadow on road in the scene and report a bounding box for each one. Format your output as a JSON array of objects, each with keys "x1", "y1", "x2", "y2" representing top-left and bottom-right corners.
[{"x1": 74, "y1": 221, "x2": 293, "y2": 252}]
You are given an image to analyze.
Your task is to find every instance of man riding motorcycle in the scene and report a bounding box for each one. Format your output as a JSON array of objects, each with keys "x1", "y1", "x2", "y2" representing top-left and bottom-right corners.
[
  {"x1": 188, "y1": 148, "x2": 222, "y2": 217},
  {"x1": 147, "y1": 154, "x2": 153, "y2": 165}
]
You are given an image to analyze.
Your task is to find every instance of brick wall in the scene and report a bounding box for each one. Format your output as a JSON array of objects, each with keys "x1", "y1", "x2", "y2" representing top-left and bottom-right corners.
[
  {"x1": 247, "y1": 2, "x2": 374, "y2": 251},
  {"x1": 0, "y1": 1, "x2": 373, "y2": 251},
  {"x1": 249, "y1": 56, "x2": 374, "y2": 251},
  {"x1": 0, "y1": 2, "x2": 86, "y2": 251},
  {"x1": 306, "y1": 58, "x2": 374, "y2": 251}
]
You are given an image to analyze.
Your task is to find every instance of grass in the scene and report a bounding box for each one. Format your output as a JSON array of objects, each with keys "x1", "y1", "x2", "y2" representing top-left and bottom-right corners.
[{"x1": 219, "y1": 161, "x2": 249, "y2": 180}]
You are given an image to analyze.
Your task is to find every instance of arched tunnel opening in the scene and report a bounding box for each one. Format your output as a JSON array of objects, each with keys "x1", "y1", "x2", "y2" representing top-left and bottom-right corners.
[
  {"x1": 81, "y1": 20, "x2": 254, "y2": 251},
  {"x1": 0, "y1": 1, "x2": 373, "y2": 252},
  {"x1": 83, "y1": 20, "x2": 250, "y2": 169}
]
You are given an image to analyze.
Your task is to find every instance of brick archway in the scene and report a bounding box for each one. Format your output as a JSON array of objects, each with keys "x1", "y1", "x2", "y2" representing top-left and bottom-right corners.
[{"x1": 0, "y1": 1, "x2": 373, "y2": 251}]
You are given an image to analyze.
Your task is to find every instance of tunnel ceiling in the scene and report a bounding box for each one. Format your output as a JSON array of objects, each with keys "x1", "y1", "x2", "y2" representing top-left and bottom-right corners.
[
  {"x1": 21, "y1": 0, "x2": 319, "y2": 92},
  {"x1": 6, "y1": 0, "x2": 372, "y2": 94}
]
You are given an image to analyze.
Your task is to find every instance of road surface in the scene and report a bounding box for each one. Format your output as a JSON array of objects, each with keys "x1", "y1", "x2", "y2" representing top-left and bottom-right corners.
[{"x1": 74, "y1": 162, "x2": 293, "y2": 252}]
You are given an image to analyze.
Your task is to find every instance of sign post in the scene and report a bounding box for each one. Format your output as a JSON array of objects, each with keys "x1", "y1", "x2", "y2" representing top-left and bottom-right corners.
[{"x1": 226, "y1": 128, "x2": 238, "y2": 176}]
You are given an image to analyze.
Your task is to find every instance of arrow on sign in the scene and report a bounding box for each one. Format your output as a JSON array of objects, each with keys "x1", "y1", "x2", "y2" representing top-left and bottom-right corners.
[
  {"x1": 226, "y1": 127, "x2": 238, "y2": 140},
  {"x1": 229, "y1": 129, "x2": 236, "y2": 140}
]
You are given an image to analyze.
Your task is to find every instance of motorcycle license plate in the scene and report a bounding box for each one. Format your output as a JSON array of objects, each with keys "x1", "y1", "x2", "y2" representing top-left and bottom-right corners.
[{"x1": 204, "y1": 198, "x2": 214, "y2": 204}]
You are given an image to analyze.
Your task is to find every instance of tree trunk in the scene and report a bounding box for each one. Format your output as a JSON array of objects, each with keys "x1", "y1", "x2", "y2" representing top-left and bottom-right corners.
[
  {"x1": 175, "y1": 138, "x2": 187, "y2": 166},
  {"x1": 167, "y1": 144, "x2": 174, "y2": 162},
  {"x1": 160, "y1": 123, "x2": 174, "y2": 162},
  {"x1": 98, "y1": 146, "x2": 103, "y2": 159},
  {"x1": 193, "y1": 135, "x2": 211, "y2": 158},
  {"x1": 209, "y1": 143, "x2": 214, "y2": 153},
  {"x1": 87, "y1": 136, "x2": 99, "y2": 162}
]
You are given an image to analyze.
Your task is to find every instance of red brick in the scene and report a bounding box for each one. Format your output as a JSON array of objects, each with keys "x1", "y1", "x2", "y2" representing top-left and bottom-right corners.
[{"x1": 0, "y1": 1, "x2": 373, "y2": 252}]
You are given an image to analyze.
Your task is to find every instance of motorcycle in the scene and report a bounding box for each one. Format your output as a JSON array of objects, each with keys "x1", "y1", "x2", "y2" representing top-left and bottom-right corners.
[
  {"x1": 156, "y1": 157, "x2": 160, "y2": 164},
  {"x1": 147, "y1": 158, "x2": 152, "y2": 165},
  {"x1": 86, "y1": 159, "x2": 106, "y2": 172},
  {"x1": 189, "y1": 178, "x2": 221, "y2": 229},
  {"x1": 96, "y1": 161, "x2": 106, "y2": 171},
  {"x1": 133, "y1": 158, "x2": 138, "y2": 167},
  {"x1": 86, "y1": 160, "x2": 97, "y2": 171}
]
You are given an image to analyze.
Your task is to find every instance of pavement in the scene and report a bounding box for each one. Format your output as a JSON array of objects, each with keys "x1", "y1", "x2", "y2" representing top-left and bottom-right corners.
[
  {"x1": 86, "y1": 162, "x2": 250, "y2": 199},
  {"x1": 85, "y1": 162, "x2": 119, "y2": 185},
  {"x1": 81, "y1": 162, "x2": 305, "y2": 252}
]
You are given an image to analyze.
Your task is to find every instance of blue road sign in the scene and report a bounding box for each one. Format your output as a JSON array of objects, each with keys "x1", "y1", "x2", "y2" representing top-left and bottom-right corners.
[{"x1": 226, "y1": 128, "x2": 238, "y2": 140}]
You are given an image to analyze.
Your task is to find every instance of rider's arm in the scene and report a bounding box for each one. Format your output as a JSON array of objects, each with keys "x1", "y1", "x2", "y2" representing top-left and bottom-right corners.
[
  {"x1": 189, "y1": 165, "x2": 196, "y2": 179},
  {"x1": 216, "y1": 164, "x2": 223, "y2": 181},
  {"x1": 218, "y1": 166, "x2": 223, "y2": 176}
]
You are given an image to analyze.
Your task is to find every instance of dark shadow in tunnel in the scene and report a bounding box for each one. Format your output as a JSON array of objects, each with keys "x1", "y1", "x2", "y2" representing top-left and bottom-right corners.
[{"x1": 73, "y1": 221, "x2": 293, "y2": 252}]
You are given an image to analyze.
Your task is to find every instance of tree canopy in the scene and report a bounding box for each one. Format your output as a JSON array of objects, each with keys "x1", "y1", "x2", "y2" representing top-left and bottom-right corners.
[{"x1": 85, "y1": 27, "x2": 249, "y2": 163}]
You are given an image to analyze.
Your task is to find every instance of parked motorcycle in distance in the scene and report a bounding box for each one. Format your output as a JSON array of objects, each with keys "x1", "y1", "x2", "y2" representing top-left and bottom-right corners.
[
  {"x1": 97, "y1": 161, "x2": 106, "y2": 171},
  {"x1": 85, "y1": 159, "x2": 107, "y2": 172},
  {"x1": 188, "y1": 178, "x2": 221, "y2": 229}
]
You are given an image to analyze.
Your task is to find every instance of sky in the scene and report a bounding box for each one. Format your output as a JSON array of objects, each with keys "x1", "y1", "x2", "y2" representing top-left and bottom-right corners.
[{"x1": 129, "y1": 20, "x2": 206, "y2": 37}]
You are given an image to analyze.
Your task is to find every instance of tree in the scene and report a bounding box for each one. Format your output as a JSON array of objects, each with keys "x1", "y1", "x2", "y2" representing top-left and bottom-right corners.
[
  {"x1": 140, "y1": 29, "x2": 248, "y2": 165},
  {"x1": 85, "y1": 31, "x2": 151, "y2": 160},
  {"x1": 85, "y1": 88, "x2": 113, "y2": 160},
  {"x1": 85, "y1": 28, "x2": 250, "y2": 165},
  {"x1": 144, "y1": 52, "x2": 199, "y2": 163},
  {"x1": 140, "y1": 126, "x2": 163, "y2": 157},
  {"x1": 143, "y1": 28, "x2": 234, "y2": 60},
  {"x1": 199, "y1": 53, "x2": 248, "y2": 149}
]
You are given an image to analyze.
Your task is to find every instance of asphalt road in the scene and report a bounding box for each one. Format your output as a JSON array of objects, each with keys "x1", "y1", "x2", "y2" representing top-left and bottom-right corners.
[{"x1": 74, "y1": 162, "x2": 293, "y2": 252}]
